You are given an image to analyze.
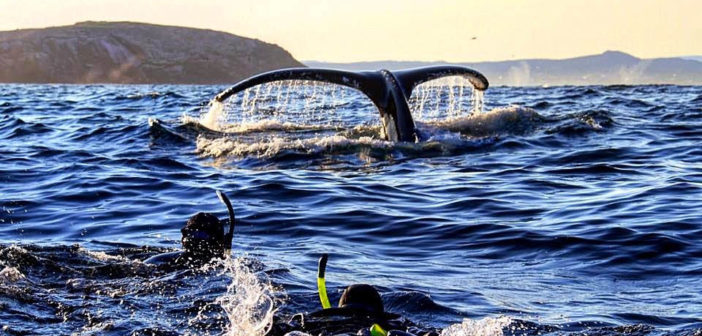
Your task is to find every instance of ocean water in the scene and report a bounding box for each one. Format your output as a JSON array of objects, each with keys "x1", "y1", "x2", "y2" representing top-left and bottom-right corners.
[{"x1": 1, "y1": 81, "x2": 701, "y2": 335}]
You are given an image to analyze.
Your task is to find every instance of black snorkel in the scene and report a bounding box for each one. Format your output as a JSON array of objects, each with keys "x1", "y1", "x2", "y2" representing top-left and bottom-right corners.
[{"x1": 216, "y1": 190, "x2": 235, "y2": 258}]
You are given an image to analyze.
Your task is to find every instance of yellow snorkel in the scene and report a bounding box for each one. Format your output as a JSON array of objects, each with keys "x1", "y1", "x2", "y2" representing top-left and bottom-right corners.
[{"x1": 317, "y1": 254, "x2": 332, "y2": 309}]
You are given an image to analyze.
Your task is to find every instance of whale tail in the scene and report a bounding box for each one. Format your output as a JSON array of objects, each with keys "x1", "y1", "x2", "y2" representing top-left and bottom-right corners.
[{"x1": 214, "y1": 66, "x2": 489, "y2": 142}]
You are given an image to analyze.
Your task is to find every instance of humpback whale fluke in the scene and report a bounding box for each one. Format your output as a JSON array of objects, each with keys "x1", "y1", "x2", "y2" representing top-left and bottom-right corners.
[{"x1": 214, "y1": 66, "x2": 489, "y2": 142}]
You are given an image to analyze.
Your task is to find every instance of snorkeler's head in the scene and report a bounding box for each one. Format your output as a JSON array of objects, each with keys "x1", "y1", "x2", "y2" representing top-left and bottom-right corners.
[
  {"x1": 338, "y1": 284, "x2": 385, "y2": 316},
  {"x1": 181, "y1": 212, "x2": 225, "y2": 260}
]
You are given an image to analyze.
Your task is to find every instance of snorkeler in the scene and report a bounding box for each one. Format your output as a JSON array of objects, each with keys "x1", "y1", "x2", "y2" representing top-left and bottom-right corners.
[
  {"x1": 144, "y1": 190, "x2": 235, "y2": 267},
  {"x1": 268, "y1": 254, "x2": 439, "y2": 336}
]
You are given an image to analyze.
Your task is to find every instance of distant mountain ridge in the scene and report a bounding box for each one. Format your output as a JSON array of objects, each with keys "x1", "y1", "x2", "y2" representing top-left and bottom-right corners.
[
  {"x1": 306, "y1": 51, "x2": 702, "y2": 86},
  {"x1": 0, "y1": 21, "x2": 303, "y2": 84}
]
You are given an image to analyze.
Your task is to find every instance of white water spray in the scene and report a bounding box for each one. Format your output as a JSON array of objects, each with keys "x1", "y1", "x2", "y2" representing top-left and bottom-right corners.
[
  {"x1": 472, "y1": 88, "x2": 484, "y2": 114},
  {"x1": 199, "y1": 80, "x2": 366, "y2": 132},
  {"x1": 199, "y1": 76, "x2": 486, "y2": 135},
  {"x1": 409, "y1": 75, "x2": 485, "y2": 121},
  {"x1": 191, "y1": 76, "x2": 493, "y2": 160},
  {"x1": 200, "y1": 100, "x2": 225, "y2": 131},
  {"x1": 189, "y1": 257, "x2": 278, "y2": 336}
]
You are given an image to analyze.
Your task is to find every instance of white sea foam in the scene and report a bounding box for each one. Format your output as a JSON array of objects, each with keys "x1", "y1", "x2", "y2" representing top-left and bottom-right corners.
[
  {"x1": 440, "y1": 316, "x2": 512, "y2": 336},
  {"x1": 78, "y1": 247, "x2": 130, "y2": 262},
  {"x1": 0, "y1": 266, "x2": 26, "y2": 283},
  {"x1": 217, "y1": 119, "x2": 341, "y2": 134},
  {"x1": 419, "y1": 105, "x2": 542, "y2": 137},
  {"x1": 196, "y1": 134, "x2": 391, "y2": 158}
]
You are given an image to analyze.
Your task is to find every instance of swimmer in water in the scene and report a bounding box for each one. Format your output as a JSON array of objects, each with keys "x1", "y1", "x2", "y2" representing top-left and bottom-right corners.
[
  {"x1": 269, "y1": 254, "x2": 439, "y2": 336},
  {"x1": 144, "y1": 190, "x2": 235, "y2": 267}
]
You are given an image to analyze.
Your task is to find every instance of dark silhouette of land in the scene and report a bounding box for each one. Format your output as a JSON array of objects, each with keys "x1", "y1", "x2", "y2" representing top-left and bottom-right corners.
[
  {"x1": 1, "y1": 21, "x2": 699, "y2": 86},
  {"x1": 0, "y1": 22, "x2": 302, "y2": 84},
  {"x1": 307, "y1": 51, "x2": 702, "y2": 86}
]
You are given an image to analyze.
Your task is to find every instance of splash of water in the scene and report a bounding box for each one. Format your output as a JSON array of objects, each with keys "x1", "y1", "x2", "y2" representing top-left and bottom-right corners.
[
  {"x1": 190, "y1": 256, "x2": 278, "y2": 336},
  {"x1": 197, "y1": 100, "x2": 224, "y2": 130},
  {"x1": 472, "y1": 88, "x2": 484, "y2": 114},
  {"x1": 409, "y1": 76, "x2": 485, "y2": 121},
  {"x1": 190, "y1": 76, "x2": 495, "y2": 162},
  {"x1": 200, "y1": 76, "x2": 487, "y2": 136},
  {"x1": 205, "y1": 80, "x2": 366, "y2": 131},
  {"x1": 199, "y1": 100, "x2": 226, "y2": 131},
  {"x1": 440, "y1": 316, "x2": 512, "y2": 336}
]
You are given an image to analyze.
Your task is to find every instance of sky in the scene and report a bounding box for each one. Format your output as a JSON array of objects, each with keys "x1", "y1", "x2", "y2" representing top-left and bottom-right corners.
[{"x1": 0, "y1": 0, "x2": 700, "y2": 62}]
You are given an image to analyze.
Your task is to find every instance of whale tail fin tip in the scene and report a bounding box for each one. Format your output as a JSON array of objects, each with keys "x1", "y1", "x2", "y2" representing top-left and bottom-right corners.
[{"x1": 393, "y1": 65, "x2": 489, "y2": 98}]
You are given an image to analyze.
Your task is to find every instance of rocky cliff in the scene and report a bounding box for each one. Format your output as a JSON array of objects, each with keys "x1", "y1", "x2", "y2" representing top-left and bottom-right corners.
[{"x1": 0, "y1": 21, "x2": 304, "y2": 84}]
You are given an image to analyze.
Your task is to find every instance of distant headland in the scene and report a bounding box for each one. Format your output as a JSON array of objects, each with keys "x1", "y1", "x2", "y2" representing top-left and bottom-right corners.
[
  {"x1": 307, "y1": 51, "x2": 702, "y2": 86},
  {"x1": 0, "y1": 21, "x2": 303, "y2": 84}
]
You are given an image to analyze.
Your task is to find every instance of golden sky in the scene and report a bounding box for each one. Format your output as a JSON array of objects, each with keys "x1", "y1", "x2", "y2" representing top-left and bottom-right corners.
[{"x1": 0, "y1": 0, "x2": 700, "y2": 62}]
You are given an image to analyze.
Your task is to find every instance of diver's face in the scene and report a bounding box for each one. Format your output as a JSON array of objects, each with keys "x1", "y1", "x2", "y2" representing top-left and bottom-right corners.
[{"x1": 181, "y1": 228, "x2": 223, "y2": 259}]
